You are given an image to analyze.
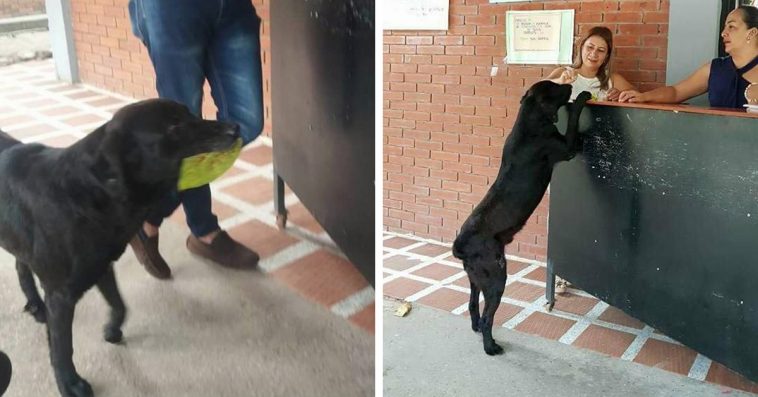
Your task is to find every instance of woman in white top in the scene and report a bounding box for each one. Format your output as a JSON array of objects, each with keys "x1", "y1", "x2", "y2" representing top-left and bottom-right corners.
[{"x1": 545, "y1": 26, "x2": 636, "y2": 102}]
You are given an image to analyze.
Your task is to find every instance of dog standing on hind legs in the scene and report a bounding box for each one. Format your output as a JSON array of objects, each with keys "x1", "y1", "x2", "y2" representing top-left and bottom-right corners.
[{"x1": 452, "y1": 81, "x2": 591, "y2": 355}]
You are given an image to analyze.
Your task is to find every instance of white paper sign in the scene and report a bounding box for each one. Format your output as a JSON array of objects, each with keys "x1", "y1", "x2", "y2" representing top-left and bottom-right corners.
[
  {"x1": 512, "y1": 13, "x2": 561, "y2": 52},
  {"x1": 505, "y1": 10, "x2": 574, "y2": 65},
  {"x1": 383, "y1": 0, "x2": 450, "y2": 30}
]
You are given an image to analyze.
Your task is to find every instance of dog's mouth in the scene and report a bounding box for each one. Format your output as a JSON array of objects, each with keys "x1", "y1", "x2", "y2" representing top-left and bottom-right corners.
[
  {"x1": 180, "y1": 123, "x2": 241, "y2": 158},
  {"x1": 177, "y1": 137, "x2": 242, "y2": 191}
]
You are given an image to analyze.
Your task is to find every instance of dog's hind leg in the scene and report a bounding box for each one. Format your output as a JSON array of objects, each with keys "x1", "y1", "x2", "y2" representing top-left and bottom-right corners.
[
  {"x1": 469, "y1": 280, "x2": 481, "y2": 332},
  {"x1": 480, "y1": 265, "x2": 507, "y2": 356},
  {"x1": 96, "y1": 264, "x2": 126, "y2": 344},
  {"x1": 45, "y1": 289, "x2": 93, "y2": 397},
  {"x1": 15, "y1": 260, "x2": 46, "y2": 323}
]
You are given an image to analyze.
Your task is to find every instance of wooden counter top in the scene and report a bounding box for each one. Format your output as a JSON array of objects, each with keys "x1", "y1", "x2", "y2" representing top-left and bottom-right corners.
[{"x1": 587, "y1": 100, "x2": 758, "y2": 119}]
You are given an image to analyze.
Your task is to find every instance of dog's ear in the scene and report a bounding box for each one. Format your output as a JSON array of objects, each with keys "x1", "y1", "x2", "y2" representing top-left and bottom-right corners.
[{"x1": 520, "y1": 89, "x2": 531, "y2": 104}]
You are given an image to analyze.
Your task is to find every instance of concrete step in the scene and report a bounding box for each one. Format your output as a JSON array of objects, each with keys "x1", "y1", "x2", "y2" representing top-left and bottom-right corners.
[{"x1": 0, "y1": 14, "x2": 48, "y2": 34}]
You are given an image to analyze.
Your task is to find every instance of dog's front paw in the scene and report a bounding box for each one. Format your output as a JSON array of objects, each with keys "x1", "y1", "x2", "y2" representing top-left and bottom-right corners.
[
  {"x1": 23, "y1": 301, "x2": 46, "y2": 323},
  {"x1": 62, "y1": 377, "x2": 93, "y2": 397},
  {"x1": 103, "y1": 326, "x2": 123, "y2": 344},
  {"x1": 484, "y1": 342, "x2": 504, "y2": 356},
  {"x1": 575, "y1": 91, "x2": 591, "y2": 106}
]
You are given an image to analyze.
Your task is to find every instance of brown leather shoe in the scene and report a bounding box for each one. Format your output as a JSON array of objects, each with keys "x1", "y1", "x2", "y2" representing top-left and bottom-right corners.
[
  {"x1": 129, "y1": 229, "x2": 172, "y2": 279},
  {"x1": 186, "y1": 231, "x2": 259, "y2": 269}
]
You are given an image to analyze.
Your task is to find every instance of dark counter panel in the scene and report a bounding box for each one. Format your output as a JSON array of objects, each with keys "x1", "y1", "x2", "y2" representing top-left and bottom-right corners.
[
  {"x1": 271, "y1": 0, "x2": 375, "y2": 285},
  {"x1": 549, "y1": 104, "x2": 758, "y2": 381}
]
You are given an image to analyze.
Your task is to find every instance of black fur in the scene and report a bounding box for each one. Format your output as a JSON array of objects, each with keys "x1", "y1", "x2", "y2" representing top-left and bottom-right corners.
[
  {"x1": 452, "y1": 81, "x2": 591, "y2": 355},
  {"x1": 0, "y1": 99, "x2": 240, "y2": 397},
  {"x1": 0, "y1": 350, "x2": 10, "y2": 396}
]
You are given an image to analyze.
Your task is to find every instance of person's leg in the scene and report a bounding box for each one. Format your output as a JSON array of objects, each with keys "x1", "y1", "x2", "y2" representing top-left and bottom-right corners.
[
  {"x1": 132, "y1": 0, "x2": 223, "y2": 244},
  {"x1": 183, "y1": 0, "x2": 263, "y2": 268},
  {"x1": 183, "y1": 0, "x2": 264, "y2": 238},
  {"x1": 180, "y1": 185, "x2": 219, "y2": 238},
  {"x1": 127, "y1": 0, "x2": 219, "y2": 277},
  {"x1": 206, "y1": 0, "x2": 264, "y2": 145}
]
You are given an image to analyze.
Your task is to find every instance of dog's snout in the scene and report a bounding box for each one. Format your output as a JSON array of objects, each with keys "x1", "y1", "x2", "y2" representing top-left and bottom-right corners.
[{"x1": 225, "y1": 123, "x2": 241, "y2": 138}]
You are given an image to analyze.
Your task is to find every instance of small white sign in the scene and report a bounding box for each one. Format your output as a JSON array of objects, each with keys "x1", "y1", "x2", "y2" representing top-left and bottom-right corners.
[
  {"x1": 383, "y1": 0, "x2": 450, "y2": 30},
  {"x1": 505, "y1": 10, "x2": 574, "y2": 65},
  {"x1": 512, "y1": 13, "x2": 561, "y2": 52}
]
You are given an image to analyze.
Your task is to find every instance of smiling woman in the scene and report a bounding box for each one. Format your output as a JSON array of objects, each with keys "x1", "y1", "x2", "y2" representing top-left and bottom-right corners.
[
  {"x1": 543, "y1": 26, "x2": 637, "y2": 102},
  {"x1": 619, "y1": 5, "x2": 758, "y2": 108}
]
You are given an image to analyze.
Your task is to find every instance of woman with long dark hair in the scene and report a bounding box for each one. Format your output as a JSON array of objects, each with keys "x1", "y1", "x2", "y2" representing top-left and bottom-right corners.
[
  {"x1": 620, "y1": 6, "x2": 758, "y2": 108},
  {"x1": 545, "y1": 26, "x2": 637, "y2": 101}
]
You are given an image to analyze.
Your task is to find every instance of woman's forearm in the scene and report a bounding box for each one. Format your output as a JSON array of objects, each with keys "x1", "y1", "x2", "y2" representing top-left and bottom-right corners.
[{"x1": 640, "y1": 86, "x2": 679, "y2": 103}]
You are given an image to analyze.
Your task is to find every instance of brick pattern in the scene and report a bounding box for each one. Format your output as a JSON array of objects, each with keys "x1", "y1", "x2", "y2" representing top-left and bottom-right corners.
[
  {"x1": 383, "y1": 0, "x2": 670, "y2": 261},
  {"x1": 69, "y1": 0, "x2": 273, "y2": 136},
  {"x1": 0, "y1": 0, "x2": 44, "y2": 18}
]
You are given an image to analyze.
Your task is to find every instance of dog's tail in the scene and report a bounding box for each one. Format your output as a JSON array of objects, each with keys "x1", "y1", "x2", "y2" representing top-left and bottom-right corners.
[{"x1": 0, "y1": 129, "x2": 20, "y2": 154}]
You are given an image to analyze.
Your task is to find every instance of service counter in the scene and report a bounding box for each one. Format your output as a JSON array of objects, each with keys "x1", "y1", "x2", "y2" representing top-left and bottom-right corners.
[{"x1": 548, "y1": 101, "x2": 758, "y2": 381}]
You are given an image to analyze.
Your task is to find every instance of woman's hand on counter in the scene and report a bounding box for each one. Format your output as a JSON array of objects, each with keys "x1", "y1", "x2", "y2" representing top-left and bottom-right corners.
[
  {"x1": 618, "y1": 90, "x2": 645, "y2": 103},
  {"x1": 605, "y1": 88, "x2": 621, "y2": 101}
]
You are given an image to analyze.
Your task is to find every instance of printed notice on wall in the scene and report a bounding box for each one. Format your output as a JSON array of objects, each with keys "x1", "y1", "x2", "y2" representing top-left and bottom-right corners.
[
  {"x1": 505, "y1": 10, "x2": 574, "y2": 65},
  {"x1": 512, "y1": 13, "x2": 561, "y2": 52},
  {"x1": 383, "y1": 0, "x2": 449, "y2": 30}
]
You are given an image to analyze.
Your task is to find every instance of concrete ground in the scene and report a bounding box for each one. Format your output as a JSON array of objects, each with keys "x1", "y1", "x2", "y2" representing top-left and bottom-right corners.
[
  {"x1": 0, "y1": 29, "x2": 50, "y2": 65},
  {"x1": 383, "y1": 298, "x2": 753, "y2": 397},
  {"x1": 0, "y1": 221, "x2": 374, "y2": 397}
]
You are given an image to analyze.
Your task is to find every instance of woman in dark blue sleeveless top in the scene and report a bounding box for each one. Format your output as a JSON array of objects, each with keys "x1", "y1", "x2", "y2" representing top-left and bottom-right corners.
[
  {"x1": 618, "y1": 6, "x2": 758, "y2": 109},
  {"x1": 709, "y1": 54, "x2": 758, "y2": 108}
]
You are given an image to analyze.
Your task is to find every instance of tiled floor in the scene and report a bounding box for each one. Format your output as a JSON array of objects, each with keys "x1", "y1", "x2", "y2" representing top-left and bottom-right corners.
[
  {"x1": 382, "y1": 231, "x2": 758, "y2": 394},
  {"x1": 0, "y1": 59, "x2": 374, "y2": 334}
]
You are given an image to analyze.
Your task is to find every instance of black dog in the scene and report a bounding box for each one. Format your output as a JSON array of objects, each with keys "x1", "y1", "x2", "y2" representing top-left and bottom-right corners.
[
  {"x1": 0, "y1": 99, "x2": 240, "y2": 397},
  {"x1": 452, "y1": 81, "x2": 591, "y2": 355},
  {"x1": 0, "y1": 350, "x2": 9, "y2": 396}
]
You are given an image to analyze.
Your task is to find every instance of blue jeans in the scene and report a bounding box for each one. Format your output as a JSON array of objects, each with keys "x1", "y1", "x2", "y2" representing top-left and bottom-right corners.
[{"x1": 128, "y1": 0, "x2": 263, "y2": 236}]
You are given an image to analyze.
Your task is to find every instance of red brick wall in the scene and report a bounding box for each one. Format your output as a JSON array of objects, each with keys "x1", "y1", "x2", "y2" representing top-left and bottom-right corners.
[
  {"x1": 0, "y1": 0, "x2": 45, "y2": 18},
  {"x1": 69, "y1": 0, "x2": 272, "y2": 136},
  {"x1": 383, "y1": 0, "x2": 670, "y2": 261}
]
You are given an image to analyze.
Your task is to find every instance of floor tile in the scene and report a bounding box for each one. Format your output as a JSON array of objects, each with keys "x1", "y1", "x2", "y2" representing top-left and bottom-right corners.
[
  {"x1": 705, "y1": 362, "x2": 758, "y2": 393},
  {"x1": 227, "y1": 219, "x2": 299, "y2": 259},
  {"x1": 383, "y1": 236, "x2": 418, "y2": 249},
  {"x1": 384, "y1": 255, "x2": 426, "y2": 272},
  {"x1": 633, "y1": 339, "x2": 698, "y2": 376},
  {"x1": 515, "y1": 311, "x2": 576, "y2": 340},
  {"x1": 285, "y1": 203, "x2": 325, "y2": 234},
  {"x1": 416, "y1": 287, "x2": 469, "y2": 311},
  {"x1": 384, "y1": 277, "x2": 432, "y2": 300},
  {"x1": 573, "y1": 324, "x2": 636, "y2": 358},
  {"x1": 349, "y1": 303, "x2": 375, "y2": 334},
  {"x1": 61, "y1": 113, "x2": 106, "y2": 127},
  {"x1": 272, "y1": 249, "x2": 368, "y2": 307},
  {"x1": 40, "y1": 134, "x2": 78, "y2": 148},
  {"x1": 504, "y1": 281, "x2": 544, "y2": 303},
  {"x1": 408, "y1": 243, "x2": 451, "y2": 257},
  {"x1": 411, "y1": 263, "x2": 462, "y2": 282},
  {"x1": 239, "y1": 145, "x2": 273, "y2": 166},
  {"x1": 552, "y1": 293, "x2": 600, "y2": 316},
  {"x1": 462, "y1": 301, "x2": 523, "y2": 327},
  {"x1": 220, "y1": 176, "x2": 272, "y2": 205},
  {"x1": 597, "y1": 305, "x2": 646, "y2": 330},
  {"x1": 6, "y1": 123, "x2": 57, "y2": 138}
]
